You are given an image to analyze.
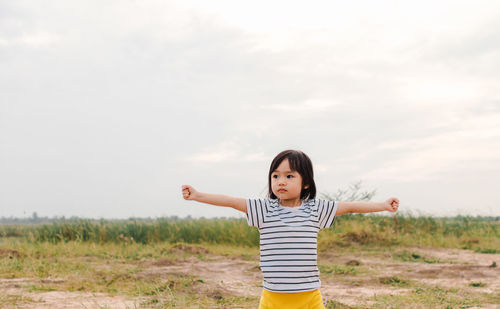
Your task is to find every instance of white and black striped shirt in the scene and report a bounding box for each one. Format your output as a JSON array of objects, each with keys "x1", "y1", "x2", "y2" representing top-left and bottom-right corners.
[{"x1": 246, "y1": 198, "x2": 338, "y2": 293}]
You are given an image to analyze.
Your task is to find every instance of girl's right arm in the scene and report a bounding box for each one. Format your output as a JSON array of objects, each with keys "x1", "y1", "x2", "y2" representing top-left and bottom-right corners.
[{"x1": 181, "y1": 185, "x2": 247, "y2": 213}]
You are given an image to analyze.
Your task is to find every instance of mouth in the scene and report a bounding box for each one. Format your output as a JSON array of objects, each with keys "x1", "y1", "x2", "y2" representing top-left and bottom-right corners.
[{"x1": 277, "y1": 189, "x2": 287, "y2": 193}]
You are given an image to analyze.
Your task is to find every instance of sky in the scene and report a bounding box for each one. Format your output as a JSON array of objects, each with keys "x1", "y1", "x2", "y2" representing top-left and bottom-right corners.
[{"x1": 1, "y1": 0, "x2": 499, "y2": 219}]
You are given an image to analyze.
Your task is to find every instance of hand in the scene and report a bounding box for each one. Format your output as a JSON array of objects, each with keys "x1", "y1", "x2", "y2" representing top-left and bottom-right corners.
[
  {"x1": 384, "y1": 197, "x2": 399, "y2": 212},
  {"x1": 182, "y1": 185, "x2": 198, "y2": 200}
]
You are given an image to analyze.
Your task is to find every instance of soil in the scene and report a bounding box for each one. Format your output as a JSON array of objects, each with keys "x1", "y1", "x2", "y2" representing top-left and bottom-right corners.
[
  {"x1": 0, "y1": 279, "x2": 136, "y2": 308},
  {"x1": 1, "y1": 247, "x2": 499, "y2": 308}
]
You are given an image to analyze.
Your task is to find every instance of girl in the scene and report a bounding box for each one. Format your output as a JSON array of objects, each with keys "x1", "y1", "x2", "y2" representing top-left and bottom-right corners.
[{"x1": 182, "y1": 149, "x2": 399, "y2": 309}]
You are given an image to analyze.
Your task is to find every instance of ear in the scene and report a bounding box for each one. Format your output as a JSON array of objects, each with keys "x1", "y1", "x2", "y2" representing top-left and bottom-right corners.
[{"x1": 304, "y1": 185, "x2": 309, "y2": 189}]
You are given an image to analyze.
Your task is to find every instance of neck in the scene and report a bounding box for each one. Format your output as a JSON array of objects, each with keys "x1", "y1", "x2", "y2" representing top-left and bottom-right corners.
[{"x1": 280, "y1": 198, "x2": 302, "y2": 207}]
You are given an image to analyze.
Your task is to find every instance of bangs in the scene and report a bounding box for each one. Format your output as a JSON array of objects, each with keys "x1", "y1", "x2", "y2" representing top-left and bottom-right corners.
[{"x1": 286, "y1": 154, "x2": 303, "y2": 173}]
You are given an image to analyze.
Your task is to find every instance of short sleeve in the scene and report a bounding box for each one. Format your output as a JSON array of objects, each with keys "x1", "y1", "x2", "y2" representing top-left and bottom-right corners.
[
  {"x1": 246, "y1": 198, "x2": 266, "y2": 229},
  {"x1": 317, "y1": 200, "x2": 339, "y2": 229}
]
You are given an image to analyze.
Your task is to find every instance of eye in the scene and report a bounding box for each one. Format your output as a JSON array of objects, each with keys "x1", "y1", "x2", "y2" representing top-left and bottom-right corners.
[
  {"x1": 272, "y1": 174, "x2": 278, "y2": 179},
  {"x1": 287, "y1": 175, "x2": 294, "y2": 178}
]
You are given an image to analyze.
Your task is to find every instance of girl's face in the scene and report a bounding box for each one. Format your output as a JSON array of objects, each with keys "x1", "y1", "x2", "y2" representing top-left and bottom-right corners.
[{"x1": 271, "y1": 158, "x2": 305, "y2": 206}]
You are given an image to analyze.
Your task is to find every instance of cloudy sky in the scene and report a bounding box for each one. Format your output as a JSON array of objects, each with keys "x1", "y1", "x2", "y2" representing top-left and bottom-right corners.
[{"x1": 1, "y1": 0, "x2": 499, "y2": 219}]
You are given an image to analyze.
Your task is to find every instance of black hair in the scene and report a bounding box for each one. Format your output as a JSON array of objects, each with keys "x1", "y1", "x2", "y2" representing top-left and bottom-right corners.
[{"x1": 268, "y1": 149, "x2": 316, "y2": 200}]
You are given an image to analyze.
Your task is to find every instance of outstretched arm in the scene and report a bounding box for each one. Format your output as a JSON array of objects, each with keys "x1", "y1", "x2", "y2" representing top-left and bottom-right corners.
[
  {"x1": 181, "y1": 185, "x2": 247, "y2": 213},
  {"x1": 336, "y1": 197, "x2": 399, "y2": 215}
]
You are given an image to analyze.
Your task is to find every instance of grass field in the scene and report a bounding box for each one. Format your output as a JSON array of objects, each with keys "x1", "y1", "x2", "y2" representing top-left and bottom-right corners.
[{"x1": 1, "y1": 214, "x2": 499, "y2": 308}]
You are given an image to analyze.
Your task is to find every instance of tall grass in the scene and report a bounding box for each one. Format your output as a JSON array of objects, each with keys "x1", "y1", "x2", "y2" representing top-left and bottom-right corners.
[
  {"x1": 318, "y1": 214, "x2": 499, "y2": 251},
  {"x1": 8, "y1": 218, "x2": 259, "y2": 247},
  {"x1": 1, "y1": 215, "x2": 498, "y2": 251}
]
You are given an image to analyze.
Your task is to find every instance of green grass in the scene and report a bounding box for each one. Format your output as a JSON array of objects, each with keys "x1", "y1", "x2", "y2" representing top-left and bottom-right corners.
[
  {"x1": 0, "y1": 294, "x2": 38, "y2": 307},
  {"x1": 393, "y1": 250, "x2": 443, "y2": 264},
  {"x1": 469, "y1": 282, "x2": 487, "y2": 287},
  {"x1": 325, "y1": 299, "x2": 357, "y2": 308},
  {"x1": 474, "y1": 247, "x2": 500, "y2": 254},
  {"x1": 0, "y1": 239, "x2": 260, "y2": 308},
  {"x1": 318, "y1": 214, "x2": 499, "y2": 252},
  {"x1": 378, "y1": 275, "x2": 410, "y2": 287},
  {"x1": 1, "y1": 215, "x2": 499, "y2": 308},
  {"x1": 319, "y1": 264, "x2": 359, "y2": 276},
  {"x1": 370, "y1": 285, "x2": 499, "y2": 308},
  {"x1": 14, "y1": 218, "x2": 260, "y2": 246},
  {"x1": 1, "y1": 215, "x2": 498, "y2": 254},
  {"x1": 1, "y1": 236, "x2": 499, "y2": 308}
]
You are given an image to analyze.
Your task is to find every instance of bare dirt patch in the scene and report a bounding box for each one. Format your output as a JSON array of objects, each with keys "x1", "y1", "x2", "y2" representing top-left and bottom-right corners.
[
  {"x1": 411, "y1": 246, "x2": 499, "y2": 265},
  {"x1": 136, "y1": 255, "x2": 263, "y2": 297},
  {"x1": 0, "y1": 278, "x2": 137, "y2": 309},
  {"x1": 151, "y1": 257, "x2": 177, "y2": 266},
  {"x1": 318, "y1": 247, "x2": 500, "y2": 306},
  {"x1": 26, "y1": 291, "x2": 136, "y2": 309},
  {"x1": 381, "y1": 248, "x2": 500, "y2": 293},
  {"x1": 1, "y1": 247, "x2": 499, "y2": 308}
]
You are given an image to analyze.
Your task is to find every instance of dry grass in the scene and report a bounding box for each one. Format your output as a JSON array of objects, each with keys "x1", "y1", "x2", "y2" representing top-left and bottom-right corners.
[
  {"x1": 0, "y1": 215, "x2": 499, "y2": 308},
  {"x1": 0, "y1": 237, "x2": 499, "y2": 308}
]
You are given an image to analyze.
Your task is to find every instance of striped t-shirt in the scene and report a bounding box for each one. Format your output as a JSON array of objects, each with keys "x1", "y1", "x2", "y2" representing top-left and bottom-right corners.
[{"x1": 246, "y1": 198, "x2": 338, "y2": 293}]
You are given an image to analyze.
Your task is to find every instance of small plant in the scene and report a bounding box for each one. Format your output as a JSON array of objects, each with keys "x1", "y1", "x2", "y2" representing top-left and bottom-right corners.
[
  {"x1": 469, "y1": 282, "x2": 486, "y2": 287},
  {"x1": 379, "y1": 276, "x2": 409, "y2": 286},
  {"x1": 475, "y1": 248, "x2": 500, "y2": 254},
  {"x1": 394, "y1": 250, "x2": 441, "y2": 264},
  {"x1": 325, "y1": 299, "x2": 356, "y2": 308},
  {"x1": 319, "y1": 265, "x2": 358, "y2": 275},
  {"x1": 345, "y1": 260, "x2": 361, "y2": 266}
]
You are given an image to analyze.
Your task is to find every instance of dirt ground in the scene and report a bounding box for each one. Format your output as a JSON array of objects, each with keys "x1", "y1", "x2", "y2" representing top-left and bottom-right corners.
[
  {"x1": 1, "y1": 247, "x2": 499, "y2": 308},
  {"x1": 0, "y1": 278, "x2": 136, "y2": 308},
  {"x1": 319, "y1": 247, "x2": 500, "y2": 307}
]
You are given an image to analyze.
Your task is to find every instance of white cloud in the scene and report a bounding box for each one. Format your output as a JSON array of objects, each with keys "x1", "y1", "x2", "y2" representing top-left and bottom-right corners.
[
  {"x1": 360, "y1": 112, "x2": 500, "y2": 182},
  {"x1": 314, "y1": 164, "x2": 329, "y2": 174},
  {"x1": 183, "y1": 140, "x2": 242, "y2": 163},
  {"x1": 400, "y1": 78, "x2": 482, "y2": 104},
  {"x1": 1, "y1": 0, "x2": 500, "y2": 217},
  {"x1": 185, "y1": 150, "x2": 238, "y2": 163},
  {"x1": 0, "y1": 31, "x2": 60, "y2": 47},
  {"x1": 242, "y1": 152, "x2": 269, "y2": 162},
  {"x1": 261, "y1": 99, "x2": 341, "y2": 113},
  {"x1": 185, "y1": 142, "x2": 271, "y2": 163}
]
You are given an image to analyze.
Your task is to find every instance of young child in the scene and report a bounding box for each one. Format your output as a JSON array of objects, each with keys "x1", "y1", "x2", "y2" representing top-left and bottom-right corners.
[{"x1": 182, "y1": 149, "x2": 399, "y2": 309}]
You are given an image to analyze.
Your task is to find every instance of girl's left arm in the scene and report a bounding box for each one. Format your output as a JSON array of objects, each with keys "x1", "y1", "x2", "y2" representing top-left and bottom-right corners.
[{"x1": 336, "y1": 197, "x2": 399, "y2": 215}]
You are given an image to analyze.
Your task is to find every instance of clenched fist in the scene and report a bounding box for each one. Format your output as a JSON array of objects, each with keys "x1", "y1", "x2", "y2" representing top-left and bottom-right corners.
[
  {"x1": 182, "y1": 185, "x2": 198, "y2": 200},
  {"x1": 384, "y1": 197, "x2": 399, "y2": 212}
]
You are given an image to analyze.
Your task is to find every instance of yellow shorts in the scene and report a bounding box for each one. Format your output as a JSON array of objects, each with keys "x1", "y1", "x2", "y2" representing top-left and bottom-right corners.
[{"x1": 258, "y1": 289, "x2": 326, "y2": 309}]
